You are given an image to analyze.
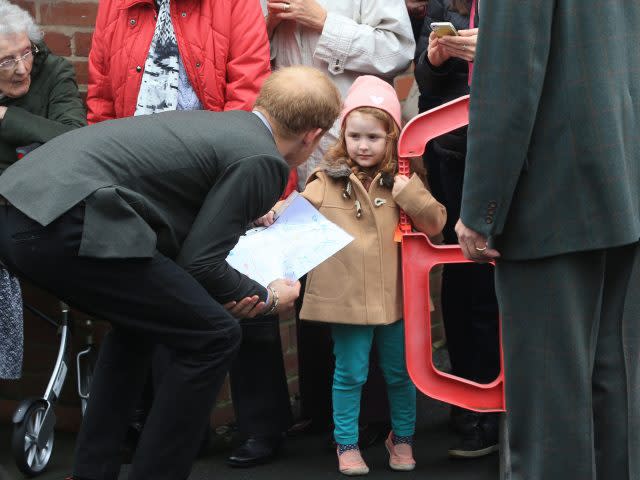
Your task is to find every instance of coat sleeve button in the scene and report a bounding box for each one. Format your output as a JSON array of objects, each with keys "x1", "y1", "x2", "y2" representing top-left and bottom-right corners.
[
  {"x1": 130, "y1": 18, "x2": 136, "y2": 26},
  {"x1": 136, "y1": 65, "x2": 142, "y2": 72},
  {"x1": 485, "y1": 217, "x2": 493, "y2": 224}
]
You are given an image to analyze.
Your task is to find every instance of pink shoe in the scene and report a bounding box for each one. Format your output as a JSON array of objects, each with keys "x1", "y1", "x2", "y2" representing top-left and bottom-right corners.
[
  {"x1": 337, "y1": 447, "x2": 370, "y2": 476},
  {"x1": 384, "y1": 432, "x2": 416, "y2": 471}
]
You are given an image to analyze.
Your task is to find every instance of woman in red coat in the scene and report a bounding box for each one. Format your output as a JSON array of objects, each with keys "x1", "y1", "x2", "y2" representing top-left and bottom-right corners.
[{"x1": 87, "y1": 0, "x2": 271, "y2": 121}]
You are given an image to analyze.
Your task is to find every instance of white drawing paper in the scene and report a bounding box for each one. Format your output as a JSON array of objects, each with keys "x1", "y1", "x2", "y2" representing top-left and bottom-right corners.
[{"x1": 227, "y1": 192, "x2": 354, "y2": 287}]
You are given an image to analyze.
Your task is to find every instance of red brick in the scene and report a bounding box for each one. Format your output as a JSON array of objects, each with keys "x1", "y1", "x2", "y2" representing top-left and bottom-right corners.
[
  {"x1": 283, "y1": 350, "x2": 298, "y2": 373},
  {"x1": 73, "y1": 31, "x2": 93, "y2": 58},
  {"x1": 12, "y1": 0, "x2": 37, "y2": 19},
  {"x1": 394, "y1": 74, "x2": 415, "y2": 102},
  {"x1": 44, "y1": 31, "x2": 72, "y2": 56},
  {"x1": 40, "y1": 2, "x2": 99, "y2": 27},
  {"x1": 286, "y1": 377, "x2": 299, "y2": 397},
  {"x1": 72, "y1": 59, "x2": 88, "y2": 85}
]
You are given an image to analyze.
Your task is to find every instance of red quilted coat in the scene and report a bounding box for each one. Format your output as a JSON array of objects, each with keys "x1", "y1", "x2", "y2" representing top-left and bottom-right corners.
[{"x1": 86, "y1": 0, "x2": 271, "y2": 123}]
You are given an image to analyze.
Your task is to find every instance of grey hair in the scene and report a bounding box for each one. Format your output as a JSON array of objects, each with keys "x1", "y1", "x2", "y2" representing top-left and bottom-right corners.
[{"x1": 0, "y1": 0, "x2": 43, "y2": 43}]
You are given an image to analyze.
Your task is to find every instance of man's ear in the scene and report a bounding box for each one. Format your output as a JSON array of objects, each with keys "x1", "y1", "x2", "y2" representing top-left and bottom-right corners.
[{"x1": 302, "y1": 128, "x2": 325, "y2": 146}]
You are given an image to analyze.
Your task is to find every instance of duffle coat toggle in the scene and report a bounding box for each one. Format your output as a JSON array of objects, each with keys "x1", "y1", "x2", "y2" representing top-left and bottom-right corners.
[
  {"x1": 342, "y1": 181, "x2": 352, "y2": 199},
  {"x1": 354, "y1": 199, "x2": 363, "y2": 218},
  {"x1": 343, "y1": 179, "x2": 386, "y2": 217}
]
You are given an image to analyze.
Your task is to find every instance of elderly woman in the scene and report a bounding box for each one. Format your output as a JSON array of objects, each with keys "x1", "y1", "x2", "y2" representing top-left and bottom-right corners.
[
  {"x1": 0, "y1": 0, "x2": 85, "y2": 381},
  {"x1": 0, "y1": 0, "x2": 86, "y2": 173}
]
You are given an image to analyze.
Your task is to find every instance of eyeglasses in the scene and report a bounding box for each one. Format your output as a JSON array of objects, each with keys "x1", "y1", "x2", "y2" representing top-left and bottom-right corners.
[{"x1": 0, "y1": 45, "x2": 38, "y2": 71}]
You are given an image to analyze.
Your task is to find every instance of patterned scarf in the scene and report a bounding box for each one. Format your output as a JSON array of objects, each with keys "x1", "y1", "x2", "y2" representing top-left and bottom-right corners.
[
  {"x1": 0, "y1": 265, "x2": 23, "y2": 379},
  {"x1": 135, "y1": 0, "x2": 180, "y2": 115}
]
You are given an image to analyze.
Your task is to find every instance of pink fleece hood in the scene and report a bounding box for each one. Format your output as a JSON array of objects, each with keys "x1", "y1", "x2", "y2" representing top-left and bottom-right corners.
[{"x1": 340, "y1": 75, "x2": 402, "y2": 129}]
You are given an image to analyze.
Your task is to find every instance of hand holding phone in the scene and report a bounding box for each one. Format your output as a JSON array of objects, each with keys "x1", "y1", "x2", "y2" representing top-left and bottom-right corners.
[{"x1": 430, "y1": 22, "x2": 459, "y2": 37}]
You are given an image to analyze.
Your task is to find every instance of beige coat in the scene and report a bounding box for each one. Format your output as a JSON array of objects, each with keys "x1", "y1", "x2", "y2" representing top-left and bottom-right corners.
[{"x1": 299, "y1": 164, "x2": 446, "y2": 325}]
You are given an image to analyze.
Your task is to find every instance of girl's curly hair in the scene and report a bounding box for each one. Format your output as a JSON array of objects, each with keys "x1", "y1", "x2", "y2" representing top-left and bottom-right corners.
[{"x1": 325, "y1": 107, "x2": 400, "y2": 187}]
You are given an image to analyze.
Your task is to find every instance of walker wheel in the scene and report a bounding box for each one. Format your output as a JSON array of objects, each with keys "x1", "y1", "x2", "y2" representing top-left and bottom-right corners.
[{"x1": 12, "y1": 402, "x2": 54, "y2": 476}]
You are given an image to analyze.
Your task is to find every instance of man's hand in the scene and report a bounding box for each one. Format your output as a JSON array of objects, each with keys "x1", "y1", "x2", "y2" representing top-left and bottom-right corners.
[
  {"x1": 253, "y1": 210, "x2": 277, "y2": 227},
  {"x1": 455, "y1": 218, "x2": 500, "y2": 263},
  {"x1": 267, "y1": 278, "x2": 301, "y2": 315},
  {"x1": 223, "y1": 279, "x2": 301, "y2": 319},
  {"x1": 224, "y1": 295, "x2": 267, "y2": 319},
  {"x1": 266, "y1": 0, "x2": 327, "y2": 32}
]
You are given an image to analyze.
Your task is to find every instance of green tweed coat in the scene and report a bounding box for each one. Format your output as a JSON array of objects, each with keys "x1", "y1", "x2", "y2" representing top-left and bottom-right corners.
[{"x1": 460, "y1": 0, "x2": 640, "y2": 260}]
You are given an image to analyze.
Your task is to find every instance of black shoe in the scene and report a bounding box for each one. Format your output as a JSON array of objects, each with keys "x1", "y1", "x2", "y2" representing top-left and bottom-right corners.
[
  {"x1": 449, "y1": 406, "x2": 480, "y2": 434},
  {"x1": 226, "y1": 435, "x2": 283, "y2": 468},
  {"x1": 448, "y1": 413, "x2": 499, "y2": 459}
]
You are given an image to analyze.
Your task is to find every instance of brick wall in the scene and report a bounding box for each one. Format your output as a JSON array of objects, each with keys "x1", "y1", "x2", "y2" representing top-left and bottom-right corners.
[
  {"x1": 0, "y1": 0, "x2": 422, "y2": 433},
  {"x1": 12, "y1": 0, "x2": 98, "y2": 93}
]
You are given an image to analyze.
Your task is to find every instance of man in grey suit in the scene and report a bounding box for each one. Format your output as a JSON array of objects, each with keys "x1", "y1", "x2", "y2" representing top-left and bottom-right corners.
[
  {"x1": 0, "y1": 66, "x2": 342, "y2": 480},
  {"x1": 454, "y1": 1, "x2": 640, "y2": 479}
]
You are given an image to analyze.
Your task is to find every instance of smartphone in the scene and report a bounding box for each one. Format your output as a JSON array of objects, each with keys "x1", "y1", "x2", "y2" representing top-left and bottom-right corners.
[{"x1": 430, "y1": 22, "x2": 459, "y2": 37}]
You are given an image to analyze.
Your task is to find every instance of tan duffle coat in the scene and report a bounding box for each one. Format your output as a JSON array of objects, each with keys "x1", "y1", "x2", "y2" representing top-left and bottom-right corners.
[{"x1": 299, "y1": 164, "x2": 446, "y2": 326}]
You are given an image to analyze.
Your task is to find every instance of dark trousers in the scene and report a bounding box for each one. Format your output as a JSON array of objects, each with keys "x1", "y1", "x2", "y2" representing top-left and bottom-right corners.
[
  {"x1": 0, "y1": 204, "x2": 241, "y2": 480},
  {"x1": 229, "y1": 314, "x2": 292, "y2": 436},
  {"x1": 424, "y1": 141, "x2": 500, "y2": 383},
  {"x1": 496, "y1": 242, "x2": 640, "y2": 479}
]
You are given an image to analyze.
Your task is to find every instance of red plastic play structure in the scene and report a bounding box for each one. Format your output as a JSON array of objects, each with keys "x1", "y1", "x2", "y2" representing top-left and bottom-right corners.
[{"x1": 398, "y1": 95, "x2": 505, "y2": 412}]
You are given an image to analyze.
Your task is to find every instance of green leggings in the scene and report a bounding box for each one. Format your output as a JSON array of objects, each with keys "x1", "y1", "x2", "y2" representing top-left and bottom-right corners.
[{"x1": 331, "y1": 320, "x2": 416, "y2": 445}]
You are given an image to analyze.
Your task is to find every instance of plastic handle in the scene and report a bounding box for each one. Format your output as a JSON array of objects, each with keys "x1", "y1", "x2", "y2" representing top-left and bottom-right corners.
[{"x1": 397, "y1": 95, "x2": 470, "y2": 230}]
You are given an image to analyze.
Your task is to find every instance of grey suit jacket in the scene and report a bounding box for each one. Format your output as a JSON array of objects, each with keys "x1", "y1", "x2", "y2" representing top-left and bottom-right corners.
[
  {"x1": 460, "y1": 0, "x2": 640, "y2": 260},
  {"x1": 0, "y1": 110, "x2": 289, "y2": 303}
]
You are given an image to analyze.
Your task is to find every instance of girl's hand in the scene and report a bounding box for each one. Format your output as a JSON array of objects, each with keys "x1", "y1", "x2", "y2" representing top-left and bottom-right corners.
[
  {"x1": 427, "y1": 31, "x2": 451, "y2": 67},
  {"x1": 266, "y1": 0, "x2": 327, "y2": 32},
  {"x1": 253, "y1": 210, "x2": 277, "y2": 227},
  {"x1": 438, "y1": 28, "x2": 478, "y2": 62},
  {"x1": 392, "y1": 175, "x2": 410, "y2": 197}
]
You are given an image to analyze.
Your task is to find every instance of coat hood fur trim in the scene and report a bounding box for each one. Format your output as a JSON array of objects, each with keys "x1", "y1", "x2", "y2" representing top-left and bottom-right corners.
[{"x1": 317, "y1": 162, "x2": 395, "y2": 188}]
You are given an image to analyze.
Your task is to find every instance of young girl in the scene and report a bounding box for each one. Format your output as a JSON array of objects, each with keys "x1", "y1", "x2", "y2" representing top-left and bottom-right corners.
[{"x1": 297, "y1": 76, "x2": 447, "y2": 475}]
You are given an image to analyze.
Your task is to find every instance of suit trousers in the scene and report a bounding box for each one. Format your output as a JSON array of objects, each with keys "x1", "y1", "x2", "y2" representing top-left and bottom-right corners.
[
  {"x1": 230, "y1": 313, "x2": 293, "y2": 436},
  {"x1": 495, "y1": 242, "x2": 640, "y2": 480},
  {"x1": 0, "y1": 204, "x2": 242, "y2": 480}
]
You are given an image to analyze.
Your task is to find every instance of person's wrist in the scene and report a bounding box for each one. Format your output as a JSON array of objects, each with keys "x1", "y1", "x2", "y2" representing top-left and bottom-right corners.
[{"x1": 263, "y1": 286, "x2": 279, "y2": 316}]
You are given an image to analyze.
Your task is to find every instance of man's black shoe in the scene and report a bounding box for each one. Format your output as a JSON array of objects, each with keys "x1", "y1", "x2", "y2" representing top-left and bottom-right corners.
[
  {"x1": 448, "y1": 413, "x2": 499, "y2": 458},
  {"x1": 449, "y1": 406, "x2": 481, "y2": 434},
  {"x1": 226, "y1": 435, "x2": 283, "y2": 468}
]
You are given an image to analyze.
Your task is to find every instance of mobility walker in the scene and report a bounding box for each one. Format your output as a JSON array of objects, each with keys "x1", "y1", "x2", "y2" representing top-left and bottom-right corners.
[
  {"x1": 397, "y1": 95, "x2": 505, "y2": 412},
  {"x1": 11, "y1": 299, "x2": 97, "y2": 476}
]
